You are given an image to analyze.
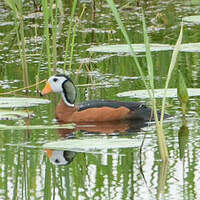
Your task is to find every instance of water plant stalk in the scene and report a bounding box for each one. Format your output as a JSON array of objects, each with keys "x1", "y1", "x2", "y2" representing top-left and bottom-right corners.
[
  {"x1": 142, "y1": 11, "x2": 170, "y2": 161},
  {"x1": 42, "y1": 0, "x2": 51, "y2": 76},
  {"x1": 68, "y1": 17, "x2": 78, "y2": 71},
  {"x1": 63, "y1": 0, "x2": 78, "y2": 72},
  {"x1": 160, "y1": 23, "x2": 183, "y2": 124},
  {"x1": 68, "y1": 6, "x2": 86, "y2": 71},
  {"x1": 19, "y1": 11, "x2": 29, "y2": 90},
  {"x1": 50, "y1": 0, "x2": 57, "y2": 74}
]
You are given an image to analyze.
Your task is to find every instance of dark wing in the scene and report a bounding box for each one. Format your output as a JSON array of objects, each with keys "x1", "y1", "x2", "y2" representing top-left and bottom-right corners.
[
  {"x1": 77, "y1": 100, "x2": 153, "y2": 121},
  {"x1": 77, "y1": 100, "x2": 170, "y2": 121},
  {"x1": 77, "y1": 100, "x2": 143, "y2": 111}
]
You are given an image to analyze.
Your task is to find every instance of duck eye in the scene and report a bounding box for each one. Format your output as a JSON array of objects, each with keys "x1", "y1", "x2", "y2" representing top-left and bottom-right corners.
[{"x1": 53, "y1": 78, "x2": 58, "y2": 82}]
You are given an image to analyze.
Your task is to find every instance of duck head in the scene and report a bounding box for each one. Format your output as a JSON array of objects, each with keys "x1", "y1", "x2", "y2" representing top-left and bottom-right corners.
[
  {"x1": 45, "y1": 149, "x2": 76, "y2": 166},
  {"x1": 41, "y1": 74, "x2": 77, "y2": 107}
]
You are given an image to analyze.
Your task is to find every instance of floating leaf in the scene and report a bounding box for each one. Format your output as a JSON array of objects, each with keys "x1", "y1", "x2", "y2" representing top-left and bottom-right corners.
[
  {"x1": 179, "y1": 43, "x2": 200, "y2": 52},
  {"x1": 87, "y1": 43, "x2": 174, "y2": 53},
  {"x1": 0, "y1": 123, "x2": 75, "y2": 130},
  {"x1": 43, "y1": 138, "x2": 147, "y2": 152},
  {"x1": 24, "y1": 12, "x2": 43, "y2": 19},
  {"x1": 0, "y1": 109, "x2": 33, "y2": 120},
  {"x1": 183, "y1": 16, "x2": 200, "y2": 25},
  {"x1": 117, "y1": 88, "x2": 200, "y2": 98},
  {"x1": 0, "y1": 97, "x2": 50, "y2": 108},
  {"x1": 87, "y1": 43, "x2": 200, "y2": 53}
]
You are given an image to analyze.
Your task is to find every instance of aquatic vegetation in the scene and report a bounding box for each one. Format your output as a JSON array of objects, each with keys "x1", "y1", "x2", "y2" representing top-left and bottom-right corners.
[
  {"x1": 117, "y1": 88, "x2": 200, "y2": 98},
  {"x1": 41, "y1": 0, "x2": 83, "y2": 74},
  {"x1": 177, "y1": 71, "x2": 189, "y2": 116},
  {"x1": 0, "y1": 123, "x2": 75, "y2": 130},
  {"x1": 41, "y1": 0, "x2": 51, "y2": 75},
  {"x1": 43, "y1": 138, "x2": 149, "y2": 153},
  {"x1": 87, "y1": 43, "x2": 200, "y2": 53},
  {"x1": 63, "y1": 0, "x2": 78, "y2": 72},
  {"x1": 105, "y1": 0, "x2": 184, "y2": 162},
  {"x1": 0, "y1": 97, "x2": 50, "y2": 108},
  {"x1": 183, "y1": 15, "x2": 200, "y2": 25},
  {"x1": 0, "y1": 109, "x2": 33, "y2": 120},
  {"x1": 0, "y1": 97, "x2": 50, "y2": 120}
]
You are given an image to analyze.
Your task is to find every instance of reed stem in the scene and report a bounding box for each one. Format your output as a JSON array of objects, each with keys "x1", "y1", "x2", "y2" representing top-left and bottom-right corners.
[
  {"x1": 63, "y1": 0, "x2": 78, "y2": 72},
  {"x1": 50, "y1": 0, "x2": 58, "y2": 74},
  {"x1": 160, "y1": 23, "x2": 183, "y2": 124},
  {"x1": 42, "y1": 0, "x2": 51, "y2": 76},
  {"x1": 19, "y1": 13, "x2": 29, "y2": 90}
]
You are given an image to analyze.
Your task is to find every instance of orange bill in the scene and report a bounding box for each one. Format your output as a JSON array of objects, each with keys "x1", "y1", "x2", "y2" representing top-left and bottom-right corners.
[
  {"x1": 45, "y1": 149, "x2": 53, "y2": 158},
  {"x1": 41, "y1": 82, "x2": 53, "y2": 95}
]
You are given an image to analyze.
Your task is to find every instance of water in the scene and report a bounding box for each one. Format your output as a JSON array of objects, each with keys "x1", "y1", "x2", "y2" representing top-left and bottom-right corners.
[{"x1": 0, "y1": 0, "x2": 200, "y2": 199}]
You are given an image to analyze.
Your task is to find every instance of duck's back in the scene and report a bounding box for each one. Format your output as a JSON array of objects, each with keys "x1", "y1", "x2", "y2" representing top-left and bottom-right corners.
[{"x1": 77, "y1": 100, "x2": 154, "y2": 121}]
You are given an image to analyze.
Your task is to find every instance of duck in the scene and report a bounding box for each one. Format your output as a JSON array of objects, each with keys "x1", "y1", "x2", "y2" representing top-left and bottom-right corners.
[
  {"x1": 41, "y1": 74, "x2": 166, "y2": 123},
  {"x1": 45, "y1": 149, "x2": 76, "y2": 166}
]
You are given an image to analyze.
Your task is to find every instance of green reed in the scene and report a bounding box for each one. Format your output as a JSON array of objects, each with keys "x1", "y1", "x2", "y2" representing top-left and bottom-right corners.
[
  {"x1": 106, "y1": 0, "x2": 183, "y2": 162},
  {"x1": 63, "y1": 0, "x2": 78, "y2": 72},
  {"x1": 41, "y1": 0, "x2": 78, "y2": 75},
  {"x1": 160, "y1": 24, "x2": 183, "y2": 123},
  {"x1": 68, "y1": 6, "x2": 86, "y2": 71},
  {"x1": 42, "y1": 0, "x2": 51, "y2": 76},
  {"x1": 177, "y1": 70, "x2": 189, "y2": 117},
  {"x1": 50, "y1": 0, "x2": 58, "y2": 74},
  {"x1": 4, "y1": 0, "x2": 29, "y2": 90}
]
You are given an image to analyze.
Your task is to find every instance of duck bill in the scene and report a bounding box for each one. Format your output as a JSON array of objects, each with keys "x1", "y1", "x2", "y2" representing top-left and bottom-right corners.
[
  {"x1": 41, "y1": 82, "x2": 53, "y2": 95},
  {"x1": 45, "y1": 149, "x2": 53, "y2": 158}
]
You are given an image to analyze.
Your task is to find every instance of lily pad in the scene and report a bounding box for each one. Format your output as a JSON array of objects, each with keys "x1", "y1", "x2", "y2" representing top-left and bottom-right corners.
[
  {"x1": 180, "y1": 43, "x2": 200, "y2": 52},
  {"x1": 117, "y1": 88, "x2": 200, "y2": 98},
  {"x1": 0, "y1": 123, "x2": 75, "y2": 130},
  {"x1": 0, "y1": 97, "x2": 50, "y2": 108},
  {"x1": 183, "y1": 16, "x2": 200, "y2": 25},
  {"x1": 87, "y1": 43, "x2": 200, "y2": 54},
  {"x1": 24, "y1": 12, "x2": 43, "y2": 19},
  {"x1": 87, "y1": 43, "x2": 174, "y2": 53},
  {"x1": 43, "y1": 138, "x2": 146, "y2": 152},
  {"x1": 0, "y1": 109, "x2": 33, "y2": 120}
]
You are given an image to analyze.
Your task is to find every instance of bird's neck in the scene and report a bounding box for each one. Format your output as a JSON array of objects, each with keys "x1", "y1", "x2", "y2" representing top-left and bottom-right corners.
[
  {"x1": 61, "y1": 92, "x2": 75, "y2": 107},
  {"x1": 56, "y1": 98, "x2": 76, "y2": 123}
]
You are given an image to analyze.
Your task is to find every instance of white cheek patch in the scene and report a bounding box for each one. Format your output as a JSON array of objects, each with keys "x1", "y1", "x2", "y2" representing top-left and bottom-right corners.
[{"x1": 48, "y1": 76, "x2": 66, "y2": 93}]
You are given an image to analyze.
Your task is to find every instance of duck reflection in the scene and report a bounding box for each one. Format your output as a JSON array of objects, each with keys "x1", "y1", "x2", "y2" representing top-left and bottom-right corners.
[
  {"x1": 45, "y1": 120, "x2": 149, "y2": 166},
  {"x1": 57, "y1": 120, "x2": 148, "y2": 137},
  {"x1": 45, "y1": 149, "x2": 76, "y2": 166}
]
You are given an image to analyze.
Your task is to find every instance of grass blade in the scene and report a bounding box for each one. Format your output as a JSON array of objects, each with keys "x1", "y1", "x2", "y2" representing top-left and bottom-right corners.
[
  {"x1": 42, "y1": 0, "x2": 51, "y2": 76},
  {"x1": 63, "y1": 0, "x2": 78, "y2": 72},
  {"x1": 160, "y1": 23, "x2": 183, "y2": 124},
  {"x1": 106, "y1": 0, "x2": 151, "y2": 96},
  {"x1": 142, "y1": 11, "x2": 154, "y2": 93}
]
